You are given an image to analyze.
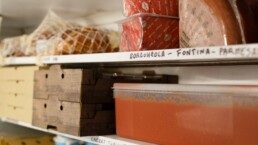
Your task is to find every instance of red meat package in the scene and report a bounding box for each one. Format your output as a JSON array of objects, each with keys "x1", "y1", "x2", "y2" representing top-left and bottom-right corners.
[
  {"x1": 123, "y1": 0, "x2": 179, "y2": 17},
  {"x1": 121, "y1": 15, "x2": 179, "y2": 51}
]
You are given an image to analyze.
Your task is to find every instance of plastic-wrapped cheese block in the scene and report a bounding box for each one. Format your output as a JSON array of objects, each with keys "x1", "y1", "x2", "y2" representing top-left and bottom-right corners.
[
  {"x1": 123, "y1": 0, "x2": 179, "y2": 17},
  {"x1": 229, "y1": 0, "x2": 258, "y2": 43},
  {"x1": 121, "y1": 15, "x2": 179, "y2": 52},
  {"x1": 48, "y1": 27, "x2": 112, "y2": 55},
  {"x1": 179, "y1": 0, "x2": 243, "y2": 48}
]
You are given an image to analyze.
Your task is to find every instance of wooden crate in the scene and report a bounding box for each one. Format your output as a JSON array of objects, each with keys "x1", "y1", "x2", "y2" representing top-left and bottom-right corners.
[
  {"x1": 33, "y1": 65, "x2": 178, "y2": 136},
  {"x1": 33, "y1": 65, "x2": 115, "y2": 136},
  {"x1": 0, "y1": 66, "x2": 39, "y2": 123}
]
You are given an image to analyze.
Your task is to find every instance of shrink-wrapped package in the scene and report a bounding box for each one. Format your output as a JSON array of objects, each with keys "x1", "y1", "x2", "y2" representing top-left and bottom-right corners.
[
  {"x1": 121, "y1": 14, "x2": 179, "y2": 51},
  {"x1": 123, "y1": 0, "x2": 179, "y2": 17}
]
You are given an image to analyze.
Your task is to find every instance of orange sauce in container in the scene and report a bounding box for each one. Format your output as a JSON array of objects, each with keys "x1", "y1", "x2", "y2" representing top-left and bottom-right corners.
[{"x1": 114, "y1": 84, "x2": 258, "y2": 145}]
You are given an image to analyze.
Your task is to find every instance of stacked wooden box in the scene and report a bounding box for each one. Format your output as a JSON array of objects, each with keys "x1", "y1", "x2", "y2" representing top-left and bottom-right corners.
[
  {"x1": 33, "y1": 65, "x2": 115, "y2": 136},
  {"x1": 0, "y1": 66, "x2": 39, "y2": 123}
]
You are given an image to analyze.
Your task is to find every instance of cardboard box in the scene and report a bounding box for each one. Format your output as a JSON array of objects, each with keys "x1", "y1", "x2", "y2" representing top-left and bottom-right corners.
[{"x1": 114, "y1": 83, "x2": 258, "y2": 145}]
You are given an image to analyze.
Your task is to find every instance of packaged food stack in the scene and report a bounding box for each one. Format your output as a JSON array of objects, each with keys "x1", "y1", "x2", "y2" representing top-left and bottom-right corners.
[
  {"x1": 121, "y1": 0, "x2": 179, "y2": 52},
  {"x1": 32, "y1": 65, "x2": 178, "y2": 136},
  {"x1": 179, "y1": 0, "x2": 258, "y2": 48}
]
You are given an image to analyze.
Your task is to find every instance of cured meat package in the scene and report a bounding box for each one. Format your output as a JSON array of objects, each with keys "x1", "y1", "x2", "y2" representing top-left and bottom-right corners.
[
  {"x1": 30, "y1": 11, "x2": 76, "y2": 56},
  {"x1": 46, "y1": 27, "x2": 114, "y2": 55},
  {"x1": 0, "y1": 35, "x2": 29, "y2": 57},
  {"x1": 123, "y1": 0, "x2": 179, "y2": 17},
  {"x1": 121, "y1": 15, "x2": 179, "y2": 52},
  {"x1": 34, "y1": 12, "x2": 118, "y2": 55}
]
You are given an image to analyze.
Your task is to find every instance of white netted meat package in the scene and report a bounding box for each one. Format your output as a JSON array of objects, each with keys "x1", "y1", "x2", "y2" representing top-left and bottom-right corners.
[
  {"x1": 46, "y1": 27, "x2": 113, "y2": 55},
  {"x1": 29, "y1": 11, "x2": 75, "y2": 56}
]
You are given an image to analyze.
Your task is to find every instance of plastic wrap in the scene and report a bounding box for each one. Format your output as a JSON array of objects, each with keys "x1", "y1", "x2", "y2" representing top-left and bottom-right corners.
[
  {"x1": 0, "y1": 35, "x2": 29, "y2": 57},
  {"x1": 46, "y1": 27, "x2": 113, "y2": 55},
  {"x1": 121, "y1": 14, "x2": 179, "y2": 52},
  {"x1": 229, "y1": 0, "x2": 258, "y2": 43},
  {"x1": 123, "y1": 0, "x2": 179, "y2": 17},
  {"x1": 114, "y1": 83, "x2": 258, "y2": 145},
  {"x1": 179, "y1": 0, "x2": 243, "y2": 48}
]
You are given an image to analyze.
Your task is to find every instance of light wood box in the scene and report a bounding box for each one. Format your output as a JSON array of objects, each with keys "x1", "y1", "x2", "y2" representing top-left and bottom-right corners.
[{"x1": 0, "y1": 66, "x2": 39, "y2": 123}]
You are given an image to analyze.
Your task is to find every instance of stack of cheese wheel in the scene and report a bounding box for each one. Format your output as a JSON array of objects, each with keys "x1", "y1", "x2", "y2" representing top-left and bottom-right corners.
[
  {"x1": 121, "y1": 0, "x2": 180, "y2": 52},
  {"x1": 179, "y1": 0, "x2": 258, "y2": 48},
  {"x1": 179, "y1": 0, "x2": 243, "y2": 48}
]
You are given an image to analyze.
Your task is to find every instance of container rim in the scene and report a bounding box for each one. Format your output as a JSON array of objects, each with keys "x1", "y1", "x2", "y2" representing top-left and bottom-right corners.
[{"x1": 113, "y1": 83, "x2": 258, "y2": 95}]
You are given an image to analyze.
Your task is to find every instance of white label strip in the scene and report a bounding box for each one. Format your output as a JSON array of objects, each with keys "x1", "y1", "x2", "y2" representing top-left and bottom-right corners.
[
  {"x1": 2, "y1": 44, "x2": 258, "y2": 65},
  {"x1": 41, "y1": 44, "x2": 258, "y2": 64},
  {"x1": 3, "y1": 57, "x2": 36, "y2": 65}
]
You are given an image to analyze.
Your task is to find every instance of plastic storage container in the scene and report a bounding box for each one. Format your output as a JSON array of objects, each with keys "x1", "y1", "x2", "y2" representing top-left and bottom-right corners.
[
  {"x1": 123, "y1": 0, "x2": 179, "y2": 17},
  {"x1": 121, "y1": 14, "x2": 179, "y2": 51},
  {"x1": 114, "y1": 83, "x2": 258, "y2": 145}
]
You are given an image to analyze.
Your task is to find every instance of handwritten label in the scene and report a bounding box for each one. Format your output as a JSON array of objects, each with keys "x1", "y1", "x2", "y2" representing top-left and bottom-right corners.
[
  {"x1": 176, "y1": 48, "x2": 214, "y2": 57},
  {"x1": 91, "y1": 137, "x2": 106, "y2": 144},
  {"x1": 42, "y1": 57, "x2": 58, "y2": 63},
  {"x1": 90, "y1": 137, "x2": 129, "y2": 145},
  {"x1": 130, "y1": 51, "x2": 166, "y2": 60},
  {"x1": 219, "y1": 47, "x2": 258, "y2": 57}
]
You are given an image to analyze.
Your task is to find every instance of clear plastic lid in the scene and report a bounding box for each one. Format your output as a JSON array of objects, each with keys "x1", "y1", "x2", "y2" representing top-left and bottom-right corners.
[{"x1": 114, "y1": 83, "x2": 258, "y2": 95}]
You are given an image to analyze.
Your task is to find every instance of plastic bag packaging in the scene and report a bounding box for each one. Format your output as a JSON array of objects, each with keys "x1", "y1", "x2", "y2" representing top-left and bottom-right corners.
[
  {"x1": 123, "y1": 0, "x2": 179, "y2": 17},
  {"x1": 29, "y1": 11, "x2": 75, "y2": 56},
  {"x1": 228, "y1": 0, "x2": 258, "y2": 43},
  {"x1": 46, "y1": 27, "x2": 113, "y2": 55},
  {"x1": 121, "y1": 14, "x2": 179, "y2": 52},
  {"x1": 179, "y1": 0, "x2": 243, "y2": 48},
  {"x1": 0, "y1": 35, "x2": 29, "y2": 57}
]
